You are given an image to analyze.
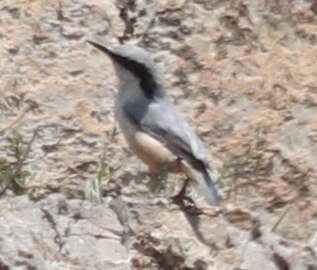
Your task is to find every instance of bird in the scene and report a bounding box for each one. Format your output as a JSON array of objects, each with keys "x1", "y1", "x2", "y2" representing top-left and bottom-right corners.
[{"x1": 88, "y1": 40, "x2": 221, "y2": 205}]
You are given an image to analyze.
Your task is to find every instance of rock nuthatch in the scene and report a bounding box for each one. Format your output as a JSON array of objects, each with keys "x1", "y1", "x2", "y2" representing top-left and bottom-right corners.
[{"x1": 88, "y1": 41, "x2": 221, "y2": 205}]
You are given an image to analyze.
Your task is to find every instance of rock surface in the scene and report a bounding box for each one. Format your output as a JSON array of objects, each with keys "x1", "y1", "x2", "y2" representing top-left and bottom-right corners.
[
  {"x1": 0, "y1": 194, "x2": 129, "y2": 269},
  {"x1": 1, "y1": 0, "x2": 317, "y2": 269}
]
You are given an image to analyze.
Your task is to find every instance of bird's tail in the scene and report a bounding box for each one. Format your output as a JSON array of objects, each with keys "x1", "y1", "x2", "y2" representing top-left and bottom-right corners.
[{"x1": 182, "y1": 162, "x2": 221, "y2": 205}]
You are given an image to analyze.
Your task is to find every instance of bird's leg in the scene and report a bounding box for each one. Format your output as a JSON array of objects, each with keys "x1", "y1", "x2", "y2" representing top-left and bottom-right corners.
[
  {"x1": 148, "y1": 157, "x2": 183, "y2": 197},
  {"x1": 171, "y1": 177, "x2": 190, "y2": 203},
  {"x1": 148, "y1": 163, "x2": 169, "y2": 195}
]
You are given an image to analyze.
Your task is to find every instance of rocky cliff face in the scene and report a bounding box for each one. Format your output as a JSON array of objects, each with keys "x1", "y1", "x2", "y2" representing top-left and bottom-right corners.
[{"x1": 1, "y1": 0, "x2": 317, "y2": 269}]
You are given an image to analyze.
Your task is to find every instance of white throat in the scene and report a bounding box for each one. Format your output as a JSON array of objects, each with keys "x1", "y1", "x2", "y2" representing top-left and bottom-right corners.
[{"x1": 114, "y1": 66, "x2": 146, "y2": 107}]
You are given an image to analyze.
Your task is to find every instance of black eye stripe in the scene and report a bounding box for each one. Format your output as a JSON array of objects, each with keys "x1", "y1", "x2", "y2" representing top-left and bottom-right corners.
[{"x1": 113, "y1": 55, "x2": 164, "y2": 100}]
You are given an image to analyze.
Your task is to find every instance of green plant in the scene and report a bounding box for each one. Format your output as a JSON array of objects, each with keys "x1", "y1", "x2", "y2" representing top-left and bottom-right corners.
[
  {"x1": 0, "y1": 132, "x2": 34, "y2": 195},
  {"x1": 84, "y1": 159, "x2": 110, "y2": 203}
]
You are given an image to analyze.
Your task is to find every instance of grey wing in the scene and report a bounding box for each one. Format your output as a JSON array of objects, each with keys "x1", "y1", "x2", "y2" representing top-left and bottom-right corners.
[{"x1": 124, "y1": 98, "x2": 209, "y2": 167}]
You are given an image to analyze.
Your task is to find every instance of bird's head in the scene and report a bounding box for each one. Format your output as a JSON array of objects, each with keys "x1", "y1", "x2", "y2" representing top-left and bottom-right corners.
[{"x1": 88, "y1": 41, "x2": 164, "y2": 99}]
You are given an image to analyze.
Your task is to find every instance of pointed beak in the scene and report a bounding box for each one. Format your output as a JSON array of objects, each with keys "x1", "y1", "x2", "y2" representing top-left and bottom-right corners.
[{"x1": 87, "y1": 40, "x2": 114, "y2": 57}]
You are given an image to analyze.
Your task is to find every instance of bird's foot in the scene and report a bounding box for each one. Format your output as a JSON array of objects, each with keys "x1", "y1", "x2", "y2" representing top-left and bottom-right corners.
[
  {"x1": 171, "y1": 178, "x2": 190, "y2": 204},
  {"x1": 171, "y1": 178, "x2": 204, "y2": 215}
]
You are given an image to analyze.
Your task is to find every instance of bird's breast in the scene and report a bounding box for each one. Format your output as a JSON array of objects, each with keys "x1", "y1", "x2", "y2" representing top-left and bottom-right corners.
[
  {"x1": 114, "y1": 89, "x2": 179, "y2": 171},
  {"x1": 114, "y1": 87, "x2": 145, "y2": 144}
]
